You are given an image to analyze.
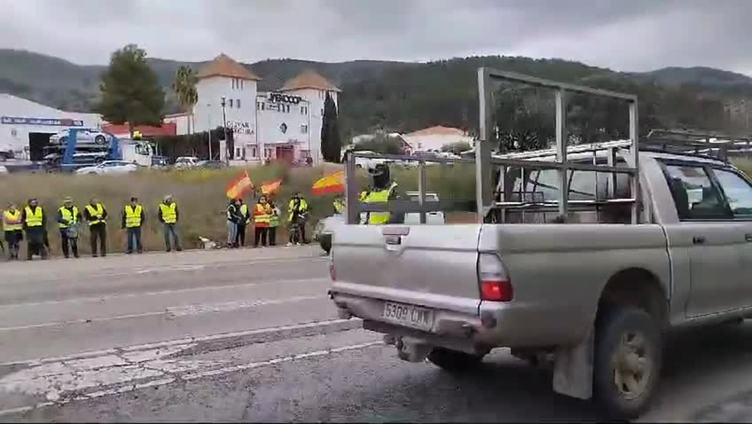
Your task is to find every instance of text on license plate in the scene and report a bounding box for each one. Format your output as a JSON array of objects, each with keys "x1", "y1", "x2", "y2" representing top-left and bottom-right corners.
[{"x1": 382, "y1": 301, "x2": 434, "y2": 330}]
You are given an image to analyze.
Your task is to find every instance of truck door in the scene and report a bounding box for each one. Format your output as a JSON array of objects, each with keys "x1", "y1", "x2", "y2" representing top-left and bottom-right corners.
[
  {"x1": 709, "y1": 167, "x2": 752, "y2": 309},
  {"x1": 660, "y1": 162, "x2": 745, "y2": 317}
]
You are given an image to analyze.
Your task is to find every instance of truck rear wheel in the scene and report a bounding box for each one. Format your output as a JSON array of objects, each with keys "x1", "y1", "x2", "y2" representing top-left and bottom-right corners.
[
  {"x1": 594, "y1": 306, "x2": 662, "y2": 420},
  {"x1": 427, "y1": 347, "x2": 483, "y2": 372}
]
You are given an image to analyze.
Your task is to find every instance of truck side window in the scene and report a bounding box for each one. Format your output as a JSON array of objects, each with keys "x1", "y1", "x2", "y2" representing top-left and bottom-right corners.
[
  {"x1": 664, "y1": 164, "x2": 730, "y2": 220},
  {"x1": 713, "y1": 169, "x2": 752, "y2": 218}
]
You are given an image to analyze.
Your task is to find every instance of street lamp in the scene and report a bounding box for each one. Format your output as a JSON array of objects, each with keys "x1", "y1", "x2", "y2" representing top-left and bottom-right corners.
[
  {"x1": 207, "y1": 102, "x2": 212, "y2": 160},
  {"x1": 220, "y1": 96, "x2": 228, "y2": 163}
]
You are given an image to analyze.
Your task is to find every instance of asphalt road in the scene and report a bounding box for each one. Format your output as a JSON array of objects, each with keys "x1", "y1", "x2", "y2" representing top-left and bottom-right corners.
[{"x1": 2, "y1": 246, "x2": 752, "y2": 422}]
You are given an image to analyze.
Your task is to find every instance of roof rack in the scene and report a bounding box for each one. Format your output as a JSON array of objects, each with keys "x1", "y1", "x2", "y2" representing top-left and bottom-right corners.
[{"x1": 644, "y1": 129, "x2": 752, "y2": 161}]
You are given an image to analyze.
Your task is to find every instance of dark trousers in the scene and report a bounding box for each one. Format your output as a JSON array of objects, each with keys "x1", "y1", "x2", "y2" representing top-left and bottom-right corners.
[
  {"x1": 236, "y1": 223, "x2": 247, "y2": 247},
  {"x1": 163, "y1": 223, "x2": 181, "y2": 251},
  {"x1": 60, "y1": 229, "x2": 79, "y2": 258},
  {"x1": 25, "y1": 228, "x2": 47, "y2": 260},
  {"x1": 254, "y1": 226, "x2": 268, "y2": 247},
  {"x1": 90, "y1": 223, "x2": 107, "y2": 256},
  {"x1": 126, "y1": 227, "x2": 143, "y2": 253},
  {"x1": 4, "y1": 230, "x2": 22, "y2": 259},
  {"x1": 268, "y1": 226, "x2": 277, "y2": 246}
]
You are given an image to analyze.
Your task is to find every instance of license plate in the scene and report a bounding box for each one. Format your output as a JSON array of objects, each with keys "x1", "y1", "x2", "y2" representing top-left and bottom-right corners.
[{"x1": 382, "y1": 301, "x2": 434, "y2": 331}]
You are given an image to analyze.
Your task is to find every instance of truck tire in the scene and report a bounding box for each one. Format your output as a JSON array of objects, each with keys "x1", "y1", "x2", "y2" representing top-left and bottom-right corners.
[
  {"x1": 594, "y1": 306, "x2": 662, "y2": 420},
  {"x1": 320, "y1": 235, "x2": 332, "y2": 254},
  {"x1": 427, "y1": 347, "x2": 483, "y2": 372}
]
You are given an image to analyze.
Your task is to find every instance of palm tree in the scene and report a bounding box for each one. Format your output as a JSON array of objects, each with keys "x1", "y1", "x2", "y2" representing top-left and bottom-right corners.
[{"x1": 172, "y1": 65, "x2": 198, "y2": 134}]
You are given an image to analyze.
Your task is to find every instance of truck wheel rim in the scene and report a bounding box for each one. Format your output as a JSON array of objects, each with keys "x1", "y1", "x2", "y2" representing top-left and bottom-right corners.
[{"x1": 613, "y1": 331, "x2": 651, "y2": 400}]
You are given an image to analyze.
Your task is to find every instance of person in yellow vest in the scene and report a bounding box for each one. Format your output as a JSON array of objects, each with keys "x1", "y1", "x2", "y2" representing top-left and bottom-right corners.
[
  {"x1": 2, "y1": 202, "x2": 23, "y2": 260},
  {"x1": 56, "y1": 196, "x2": 82, "y2": 258},
  {"x1": 158, "y1": 194, "x2": 182, "y2": 252},
  {"x1": 267, "y1": 196, "x2": 280, "y2": 246},
  {"x1": 22, "y1": 198, "x2": 47, "y2": 260},
  {"x1": 235, "y1": 198, "x2": 250, "y2": 247},
  {"x1": 287, "y1": 192, "x2": 310, "y2": 245},
  {"x1": 333, "y1": 196, "x2": 345, "y2": 215},
  {"x1": 121, "y1": 196, "x2": 145, "y2": 254},
  {"x1": 361, "y1": 163, "x2": 402, "y2": 225},
  {"x1": 84, "y1": 197, "x2": 108, "y2": 257},
  {"x1": 253, "y1": 195, "x2": 271, "y2": 247}
]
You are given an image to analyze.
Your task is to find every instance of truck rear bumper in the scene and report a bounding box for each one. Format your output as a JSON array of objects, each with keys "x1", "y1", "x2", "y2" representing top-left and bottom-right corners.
[{"x1": 330, "y1": 285, "x2": 581, "y2": 349}]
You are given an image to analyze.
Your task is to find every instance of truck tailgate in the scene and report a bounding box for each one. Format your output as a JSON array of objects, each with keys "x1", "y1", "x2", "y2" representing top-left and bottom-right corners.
[{"x1": 331, "y1": 224, "x2": 482, "y2": 315}]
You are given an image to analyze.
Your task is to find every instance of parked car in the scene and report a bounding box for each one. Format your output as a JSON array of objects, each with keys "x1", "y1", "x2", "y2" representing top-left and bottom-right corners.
[
  {"x1": 75, "y1": 160, "x2": 138, "y2": 175},
  {"x1": 197, "y1": 160, "x2": 228, "y2": 169},
  {"x1": 50, "y1": 128, "x2": 110, "y2": 145},
  {"x1": 174, "y1": 156, "x2": 200, "y2": 169}
]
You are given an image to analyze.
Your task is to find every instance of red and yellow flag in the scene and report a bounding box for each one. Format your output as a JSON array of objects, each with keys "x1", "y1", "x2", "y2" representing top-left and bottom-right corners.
[
  {"x1": 226, "y1": 170, "x2": 254, "y2": 199},
  {"x1": 260, "y1": 178, "x2": 283, "y2": 195},
  {"x1": 311, "y1": 170, "x2": 344, "y2": 196}
]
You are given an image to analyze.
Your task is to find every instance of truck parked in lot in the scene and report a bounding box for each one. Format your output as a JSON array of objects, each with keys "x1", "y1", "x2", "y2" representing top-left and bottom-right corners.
[{"x1": 328, "y1": 68, "x2": 752, "y2": 419}]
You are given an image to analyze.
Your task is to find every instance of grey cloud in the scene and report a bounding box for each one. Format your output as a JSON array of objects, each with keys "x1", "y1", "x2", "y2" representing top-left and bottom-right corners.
[{"x1": 0, "y1": 0, "x2": 750, "y2": 75}]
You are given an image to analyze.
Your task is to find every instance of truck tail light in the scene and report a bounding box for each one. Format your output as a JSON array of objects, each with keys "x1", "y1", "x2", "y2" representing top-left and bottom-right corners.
[{"x1": 478, "y1": 253, "x2": 513, "y2": 301}]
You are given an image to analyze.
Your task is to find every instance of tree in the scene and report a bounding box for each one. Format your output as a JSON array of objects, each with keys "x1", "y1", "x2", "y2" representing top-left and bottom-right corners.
[
  {"x1": 354, "y1": 134, "x2": 405, "y2": 155},
  {"x1": 172, "y1": 65, "x2": 198, "y2": 134},
  {"x1": 321, "y1": 92, "x2": 342, "y2": 162},
  {"x1": 98, "y1": 44, "x2": 165, "y2": 136}
]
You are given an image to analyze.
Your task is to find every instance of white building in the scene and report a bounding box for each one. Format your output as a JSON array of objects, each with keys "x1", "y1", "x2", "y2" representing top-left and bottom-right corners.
[
  {"x1": 0, "y1": 94, "x2": 101, "y2": 160},
  {"x1": 401, "y1": 126, "x2": 475, "y2": 153},
  {"x1": 169, "y1": 54, "x2": 340, "y2": 165}
]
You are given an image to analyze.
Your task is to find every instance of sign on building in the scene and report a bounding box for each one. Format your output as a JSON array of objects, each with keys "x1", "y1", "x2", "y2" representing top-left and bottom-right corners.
[{"x1": 1, "y1": 116, "x2": 85, "y2": 126}]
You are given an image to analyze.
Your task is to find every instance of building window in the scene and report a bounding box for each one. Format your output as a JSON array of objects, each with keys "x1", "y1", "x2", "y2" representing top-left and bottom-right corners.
[
  {"x1": 240, "y1": 80, "x2": 244, "y2": 90},
  {"x1": 301, "y1": 106, "x2": 307, "y2": 115},
  {"x1": 235, "y1": 147, "x2": 242, "y2": 158},
  {"x1": 229, "y1": 99, "x2": 234, "y2": 108},
  {"x1": 236, "y1": 99, "x2": 241, "y2": 109},
  {"x1": 231, "y1": 79, "x2": 235, "y2": 89},
  {"x1": 250, "y1": 146, "x2": 258, "y2": 158},
  {"x1": 301, "y1": 124, "x2": 308, "y2": 134}
]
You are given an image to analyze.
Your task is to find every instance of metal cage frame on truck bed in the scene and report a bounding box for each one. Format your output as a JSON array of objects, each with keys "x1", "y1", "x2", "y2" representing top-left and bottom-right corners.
[{"x1": 344, "y1": 67, "x2": 641, "y2": 225}]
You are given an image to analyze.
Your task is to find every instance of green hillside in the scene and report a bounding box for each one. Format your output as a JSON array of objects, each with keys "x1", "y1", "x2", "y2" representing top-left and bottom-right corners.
[{"x1": 1, "y1": 49, "x2": 751, "y2": 141}]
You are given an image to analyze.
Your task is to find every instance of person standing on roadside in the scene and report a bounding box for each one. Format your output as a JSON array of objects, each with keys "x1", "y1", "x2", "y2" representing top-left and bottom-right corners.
[
  {"x1": 2, "y1": 202, "x2": 23, "y2": 260},
  {"x1": 158, "y1": 194, "x2": 182, "y2": 252},
  {"x1": 287, "y1": 191, "x2": 310, "y2": 245},
  {"x1": 226, "y1": 198, "x2": 240, "y2": 248},
  {"x1": 122, "y1": 196, "x2": 145, "y2": 254},
  {"x1": 253, "y1": 195, "x2": 271, "y2": 247},
  {"x1": 57, "y1": 196, "x2": 82, "y2": 258},
  {"x1": 22, "y1": 198, "x2": 47, "y2": 260},
  {"x1": 268, "y1": 196, "x2": 280, "y2": 246},
  {"x1": 84, "y1": 197, "x2": 108, "y2": 257},
  {"x1": 235, "y1": 198, "x2": 250, "y2": 247}
]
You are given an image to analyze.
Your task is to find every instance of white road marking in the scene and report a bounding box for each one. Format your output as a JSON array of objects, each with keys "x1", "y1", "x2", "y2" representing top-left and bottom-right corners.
[
  {"x1": 0, "y1": 277, "x2": 331, "y2": 310},
  {"x1": 1, "y1": 318, "x2": 361, "y2": 367},
  {"x1": 0, "y1": 340, "x2": 382, "y2": 417},
  {"x1": 0, "y1": 293, "x2": 328, "y2": 332}
]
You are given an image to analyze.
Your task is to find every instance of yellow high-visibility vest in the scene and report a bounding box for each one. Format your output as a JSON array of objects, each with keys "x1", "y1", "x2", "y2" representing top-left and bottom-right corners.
[
  {"x1": 159, "y1": 202, "x2": 177, "y2": 224},
  {"x1": 361, "y1": 183, "x2": 397, "y2": 225},
  {"x1": 2, "y1": 209, "x2": 22, "y2": 232},
  {"x1": 24, "y1": 206, "x2": 44, "y2": 228},
  {"x1": 239, "y1": 204, "x2": 249, "y2": 220},
  {"x1": 269, "y1": 206, "x2": 280, "y2": 227},
  {"x1": 58, "y1": 206, "x2": 79, "y2": 229},
  {"x1": 85, "y1": 203, "x2": 106, "y2": 226},
  {"x1": 287, "y1": 198, "x2": 309, "y2": 222},
  {"x1": 124, "y1": 204, "x2": 143, "y2": 228},
  {"x1": 254, "y1": 203, "x2": 270, "y2": 227}
]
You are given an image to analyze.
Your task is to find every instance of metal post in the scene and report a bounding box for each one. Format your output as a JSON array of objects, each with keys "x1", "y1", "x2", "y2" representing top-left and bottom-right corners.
[
  {"x1": 555, "y1": 89, "x2": 568, "y2": 220},
  {"x1": 344, "y1": 152, "x2": 359, "y2": 225},
  {"x1": 418, "y1": 161, "x2": 427, "y2": 224},
  {"x1": 476, "y1": 68, "x2": 493, "y2": 223},
  {"x1": 629, "y1": 100, "x2": 639, "y2": 224},
  {"x1": 221, "y1": 97, "x2": 228, "y2": 163}
]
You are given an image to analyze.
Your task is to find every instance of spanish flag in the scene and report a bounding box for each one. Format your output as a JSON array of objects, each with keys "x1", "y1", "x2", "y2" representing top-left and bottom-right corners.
[
  {"x1": 260, "y1": 178, "x2": 283, "y2": 195},
  {"x1": 226, "y1": 170, "x2": 254, "y2": 199},
  {"x1": 312, "y1": 170, "x2": 344, "y2": 196}
]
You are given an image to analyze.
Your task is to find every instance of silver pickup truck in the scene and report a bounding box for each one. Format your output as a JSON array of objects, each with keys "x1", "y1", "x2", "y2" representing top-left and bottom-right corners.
[{"x1": 328, "y1": 68, "x2": 752, "y2": 419}]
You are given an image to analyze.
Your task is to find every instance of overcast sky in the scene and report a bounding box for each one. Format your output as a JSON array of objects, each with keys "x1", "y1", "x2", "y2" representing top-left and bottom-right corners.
[{"x1": 1, "y1": 0, "x2": 751, "y2": 75}]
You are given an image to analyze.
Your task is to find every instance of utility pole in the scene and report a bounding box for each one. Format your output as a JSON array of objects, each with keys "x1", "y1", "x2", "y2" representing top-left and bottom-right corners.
[
  {"x1": 221, "y1": 96, "x2": 228, "y2": 164},
  {"x1": 207, "y1": 103, "x2": 212, "y2": 160}
]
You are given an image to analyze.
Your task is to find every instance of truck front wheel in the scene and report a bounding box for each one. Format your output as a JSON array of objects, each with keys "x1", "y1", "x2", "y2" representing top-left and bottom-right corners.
[
  {"x1": 427, "y1": 347, "x2": 483, "y2": 372},
  {"x1": 594, "y1": 306, "x2": 662, "y2": 420}
]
